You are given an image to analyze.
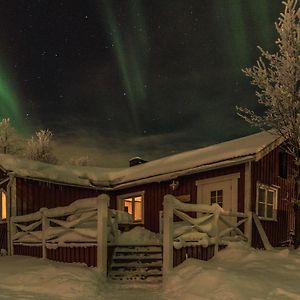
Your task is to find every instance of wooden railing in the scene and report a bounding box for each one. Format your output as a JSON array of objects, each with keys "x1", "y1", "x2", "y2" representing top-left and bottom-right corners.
[
  {"x1": 11, "y1": 194, "x2": 111, "y2": 273},
  {"x1": 162, "y1": 194, "x2": 252, "y2": 275}
]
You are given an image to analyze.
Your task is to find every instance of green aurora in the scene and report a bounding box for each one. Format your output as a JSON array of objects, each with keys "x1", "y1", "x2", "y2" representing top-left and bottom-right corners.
[
  {"x1": 0, "y1": 63, "x2": 25, "y2": 132},
  {"x1": 102, "y1": 0, "x2": 149, "y2": 132}
]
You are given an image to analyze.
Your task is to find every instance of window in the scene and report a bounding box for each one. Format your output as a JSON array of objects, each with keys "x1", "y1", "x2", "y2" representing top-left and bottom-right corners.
[
  {"x1": 1, "y1": 191, "x2": 6, "y2": 220},
  {"x1": 118, "y1": 192, "x2": 144, "y2": 223},
  {"x1": 210, "y1": 189, "x2": 223, "y2": 207},
  {"x1": 256, "y1": 184, "x2": 277, "y2": 220},
  {"x1": 279, "y1": 150, "x2": 288, "y2": 178}
]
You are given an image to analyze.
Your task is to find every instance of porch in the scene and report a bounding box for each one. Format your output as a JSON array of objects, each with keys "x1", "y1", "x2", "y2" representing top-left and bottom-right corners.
[{"x1": 0, "y1": 194, "x2": 270, "y2": 281}]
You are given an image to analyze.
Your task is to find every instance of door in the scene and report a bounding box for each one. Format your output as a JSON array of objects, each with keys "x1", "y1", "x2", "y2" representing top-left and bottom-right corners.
[
  {"x1": 201, "y1": 180, "x2": 233, "y2": 211},
  {"x1": 196, "y1": 173, "x2": 240, "y2": 231}
]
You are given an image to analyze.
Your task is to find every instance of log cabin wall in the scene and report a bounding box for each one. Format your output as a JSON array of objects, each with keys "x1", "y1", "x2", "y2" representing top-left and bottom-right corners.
[
  {"x1": 112, "y1": 164, "x2": 245, "y2": 233},
  {"x1": 251, "y1": 147, "x2": 295, "y2": 248},
  {"x1": 15, "y1": 177, "x2": 101, "y2": 216}
]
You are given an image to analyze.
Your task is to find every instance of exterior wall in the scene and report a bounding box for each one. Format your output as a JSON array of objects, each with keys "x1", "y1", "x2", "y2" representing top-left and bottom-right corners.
[
  {"x1": 0, "y1": 223, "x2": 7, "y2": 250},
  {"x1": 15, "y1": 177, "x2": 101, "y2": 216},
  {"x1": 13, "y1": 245, "x2": 100, "y2": 267},
  {"x1": 13, "y1": 178, "x2": 101, "y2": 264},
  {"x1": 173, "y1": 245, "x2": 227, "y2": 267},
  {"x1": 251, "y1": 147, "x2": 295, "y2": 248},
  {"x1": 112, "y1": 164, "x2": 245, "y2": 233}
]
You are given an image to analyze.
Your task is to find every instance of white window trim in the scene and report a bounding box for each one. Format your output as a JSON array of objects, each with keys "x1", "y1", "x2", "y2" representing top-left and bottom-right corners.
[
  {"x1": 256, "y1": 183, "x2": 278, "y2": 221},
  {"x1": 117, "y1": 191, "x2": 145, "y2": 223}
]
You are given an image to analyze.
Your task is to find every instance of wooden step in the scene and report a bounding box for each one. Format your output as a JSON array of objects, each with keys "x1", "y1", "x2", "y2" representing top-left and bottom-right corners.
[
  {"x1": 115, "y1": 246, "x2": 162, "y2": 253},
  {"x1": 108, "y1": 244, "x2": 163, "y2": 282},
  {"x1": 113, "y1": 254, "x2": 162, "y2": 260},
  {"x1": 111, "y1": 261, "x2": 162, "y2": 268}
]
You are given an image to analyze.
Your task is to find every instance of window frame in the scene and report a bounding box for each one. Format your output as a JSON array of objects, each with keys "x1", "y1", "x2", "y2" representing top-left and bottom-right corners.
[
  {"x1": 117, "y1": 191, "x2": 145, "y2": 224},
  {"x1": 256, "y1": 183, "x2": 278, "y2": 221},
  {"x1": 210, "y1": 189, "x2": 223, "y2": 207}
]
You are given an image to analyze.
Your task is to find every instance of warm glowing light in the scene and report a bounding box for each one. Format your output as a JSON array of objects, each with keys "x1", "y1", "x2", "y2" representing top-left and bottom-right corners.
[
  {"x1": 134, "y1": 196, "x2": 142, "y2": 221},
  {"x1": 1, "y1": 191, "x2": 6, "y2": 219},
  {"x1": 123, "y1": 196, "x2": 143, "y2": 222}
]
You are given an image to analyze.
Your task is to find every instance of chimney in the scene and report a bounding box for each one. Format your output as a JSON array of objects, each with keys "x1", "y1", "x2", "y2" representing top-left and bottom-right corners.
[{"x1": 129, "y1": 157, "x2": 148, "y2": 167}]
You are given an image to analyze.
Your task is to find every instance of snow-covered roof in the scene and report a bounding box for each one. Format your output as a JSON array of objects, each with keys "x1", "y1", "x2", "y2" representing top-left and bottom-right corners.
[
  {"x1": 108, "y1": 130, "x2": 281, "y2": 188},
  {"x1": 0, "y1": 154, "x2": 117, "y2": 188},
  {"x1": 0, "y1": 131, "x2": 281, "y2": 189}
]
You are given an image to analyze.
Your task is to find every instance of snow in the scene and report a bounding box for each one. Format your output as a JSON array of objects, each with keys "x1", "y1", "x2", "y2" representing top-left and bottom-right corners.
[
  {"x1": 109, "y1": 130, "x2": 280, "y2": 187},
  {"x1": 2, "y1": 244, "x2": 300, "y2": 299},
  {"x1": 164, "y1": 243, "x2": 300, "y2": 300},
  {"x1": 0, "y1": 131, "x2": 280, "y2": 189},
  {"x1": 116, "y1": 226, "x2": 161, "y2": 245},
  {"x1": 0, "y1": 255, "x2": 164, "y2": 300}
]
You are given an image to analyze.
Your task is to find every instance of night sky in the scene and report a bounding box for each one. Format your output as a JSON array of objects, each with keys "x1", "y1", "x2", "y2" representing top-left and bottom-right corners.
[{"x1": 0, "y1": 0, "x2": 283, "y2": 167}]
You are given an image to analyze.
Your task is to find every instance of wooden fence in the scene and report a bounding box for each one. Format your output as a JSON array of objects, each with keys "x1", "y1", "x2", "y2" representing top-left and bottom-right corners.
[
  {"x1": 162, "y1": 194, "x2": 253, "y2": 275},
  {"x1": 10, "y1": 194, "x2": 111, "y2": 273}
]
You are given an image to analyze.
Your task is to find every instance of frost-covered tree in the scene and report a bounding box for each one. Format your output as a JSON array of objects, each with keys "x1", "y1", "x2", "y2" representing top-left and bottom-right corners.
[
  {"x1": 25, "y1": 129, "x2": 57, "y2": 164},
  {"x1": 237, "y1": 0, "x2": 300, "y2": 245},
  {"x1": 237, "y1": 1, "x2": 300, "y2": 178},
  {"x1": 0, "y1": 118, "x2": 18, "y2": 154}
]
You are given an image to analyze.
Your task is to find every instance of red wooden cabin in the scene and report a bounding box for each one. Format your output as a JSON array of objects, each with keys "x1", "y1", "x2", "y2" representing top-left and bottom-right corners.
[{"x1": 0, "y1": 131, "x2": 296, "y2": 266}]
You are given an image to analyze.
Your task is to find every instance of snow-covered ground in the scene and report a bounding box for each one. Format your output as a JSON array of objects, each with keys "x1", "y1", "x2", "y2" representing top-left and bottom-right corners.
[
  {"x1": 165, "y1": 243, "x2": 300, "y2": 300},
  {"x1": 1, "y1": 243, "x2": 300, "y2": 299}
]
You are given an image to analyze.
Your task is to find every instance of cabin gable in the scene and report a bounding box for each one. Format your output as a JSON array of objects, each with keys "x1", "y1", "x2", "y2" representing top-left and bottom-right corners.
[{"x1": 251, "y1": 146, "x2": 295, "y2": 247}]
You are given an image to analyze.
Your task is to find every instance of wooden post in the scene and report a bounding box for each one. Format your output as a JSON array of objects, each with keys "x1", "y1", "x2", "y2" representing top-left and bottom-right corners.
[
  {"x1": 159, "y1": 210, "x2": 163, "y2": 237},
  {"x1": 245, "y1": 211, "x2": 252, "y2": 246},
  {"x1": 163, "y1": 195, "x2": 174, "y2": 277},
  {"x1": 213, "y1": 208, "x2": 220, "y2": 255},
  {"x1": 9, "y1": 217, "x2": 15, "y2": 256},
  {"x1": 244, "y1": 161, "x2": 252, "y2": 246},
  {"x1": 41, "y1": 208, "x2": 49, "y2": 259},
  {"x1": 97, "y1": 194, "x2": 109, "y2": 274}
]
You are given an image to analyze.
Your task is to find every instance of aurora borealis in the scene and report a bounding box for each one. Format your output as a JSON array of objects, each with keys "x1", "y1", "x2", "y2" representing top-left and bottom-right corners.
[
  {"x1": 0, "y1": 63, "x2": 25, "y2": 132},
  {"x1": 0, "y1": 0, "x2": 283, "y2": 166}
]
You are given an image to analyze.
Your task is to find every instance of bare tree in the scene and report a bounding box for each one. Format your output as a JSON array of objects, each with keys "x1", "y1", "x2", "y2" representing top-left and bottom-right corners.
[
  {"x1": 25, "y1": 129, "x2": 57, "y2": 164},
  {"x1": 0, "y1": 118, "x2": 18, "y2": 154}
]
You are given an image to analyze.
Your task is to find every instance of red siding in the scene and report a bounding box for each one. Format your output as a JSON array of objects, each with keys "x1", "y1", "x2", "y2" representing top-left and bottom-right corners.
[
  {"x1": 173, "y1": 245, "x2": 215, "y2": 267},
  {"x1": 47, "y1": 246, "x2": 97, "y2": 267},
  {"x1": 0, "y1": 222, "x2": 7, "y2": 250},
  {"x1": 16, "y1": 178, "x2": 100, "y2": 216},
  {"x1": 251, "y1": 147, "x2": 295, "y2": 247},
  {"x1": 14, "y1": 245, "x2": 42, "y2": 258},
  {"x1": 113, "y1": 164, "x2": 245, "y2": 233}
]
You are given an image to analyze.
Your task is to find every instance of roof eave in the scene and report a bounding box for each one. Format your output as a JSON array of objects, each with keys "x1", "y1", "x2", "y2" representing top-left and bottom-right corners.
[{"x1": 109, "y1": 155, "x2": 255, "y2": 190}]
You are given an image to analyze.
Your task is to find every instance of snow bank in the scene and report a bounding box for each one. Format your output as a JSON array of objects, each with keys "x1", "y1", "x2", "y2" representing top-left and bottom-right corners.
[
  {"x1": 0, "y1": 256, "x2": 164, "y2": 299},
  {"x1": 0, "y1": 256, "x2": 102, "y2": 299},
  {"x1": 164, "y1": 242, "x2": 300, "y2": 300},
  {"x1": 116, "y1": 226, "x2": 161, "y2": 245}
]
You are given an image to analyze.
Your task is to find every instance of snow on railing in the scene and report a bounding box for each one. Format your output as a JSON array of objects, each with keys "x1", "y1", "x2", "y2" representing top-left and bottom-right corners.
[
  {"x1": 162, "y1": 194, "x2": 252, "y2": 275},
  {"x1": 11, "y1": 194, "x2": 114, "y2": 273}
]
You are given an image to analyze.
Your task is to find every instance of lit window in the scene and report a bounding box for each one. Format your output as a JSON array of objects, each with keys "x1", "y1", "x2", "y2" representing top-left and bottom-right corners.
[
  {"x1": 256, "y1": 184, "x2": 277, "y2": 220},
  {"x1": 1, "y1": 191, "x2": 6, "y2": 220},
  {"x1": 210, "y1": 190, "x2": 223, "y2": 207},
  {"x1": 120, "y1": 193, "x2": 144, "y2": 222}
]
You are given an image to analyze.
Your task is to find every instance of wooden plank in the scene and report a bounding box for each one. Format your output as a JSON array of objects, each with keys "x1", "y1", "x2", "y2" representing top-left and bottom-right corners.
[{"x1": 253, "y1": 213, "x2": 273, "y2": 250}]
